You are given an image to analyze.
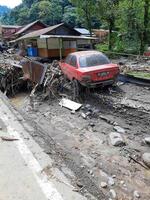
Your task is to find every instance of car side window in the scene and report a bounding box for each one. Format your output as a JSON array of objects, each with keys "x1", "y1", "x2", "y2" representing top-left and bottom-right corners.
[
  {"x1": 65, "y1": 55, "x2": 72, "y2": 64},
  {"x1": 70, "y1": 56, "x2": 77, "y2": 67}
]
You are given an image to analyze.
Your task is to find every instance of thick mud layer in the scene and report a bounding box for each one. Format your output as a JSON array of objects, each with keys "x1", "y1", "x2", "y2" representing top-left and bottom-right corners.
[{"x1": 11, "y1": 83, "x2": 150, "y2": 200}]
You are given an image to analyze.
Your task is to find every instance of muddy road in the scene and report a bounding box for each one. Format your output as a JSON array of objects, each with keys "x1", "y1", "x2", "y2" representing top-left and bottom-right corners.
[{"x1": 11, "y1": 83, "x2": 150, "y2": 200}]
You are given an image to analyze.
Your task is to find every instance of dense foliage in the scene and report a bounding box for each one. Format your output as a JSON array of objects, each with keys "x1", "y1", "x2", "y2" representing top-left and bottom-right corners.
[
  {"x1": 0, "y1": 0, "x2": 150, "y2": 54},
  {"x1": 0, "y1": 5, "x2": 10, "y2": 16}
]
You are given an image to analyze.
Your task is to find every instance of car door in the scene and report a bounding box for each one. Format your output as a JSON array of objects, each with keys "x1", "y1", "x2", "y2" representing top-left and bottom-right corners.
[
  {"x1": 67, "y1": 55, "x2": 78, "y2": 80},
  {"x1": 64, "y1": 55, "x2": 77, "y2": 80}
]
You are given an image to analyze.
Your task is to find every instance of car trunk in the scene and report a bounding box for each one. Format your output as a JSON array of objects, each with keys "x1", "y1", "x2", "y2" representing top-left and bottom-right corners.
[{"x1": 78, "y1": 64, "x2": 119, "y2": 82}]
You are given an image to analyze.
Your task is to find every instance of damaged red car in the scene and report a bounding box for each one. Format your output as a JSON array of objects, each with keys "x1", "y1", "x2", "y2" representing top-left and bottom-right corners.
[{"x1": 60, "y1": 51, "x2": 119, "y2": 88}]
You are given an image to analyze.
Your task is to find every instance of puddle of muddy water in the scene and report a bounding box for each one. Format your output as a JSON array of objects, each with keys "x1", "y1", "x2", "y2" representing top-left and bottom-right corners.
[{"x1": 10, "y1": 93, "x2": 29, "y2": 108}]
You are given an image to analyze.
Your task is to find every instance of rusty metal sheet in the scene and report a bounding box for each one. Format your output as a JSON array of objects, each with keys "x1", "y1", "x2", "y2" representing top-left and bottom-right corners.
[{"x1": 21, "y1": 59, "x2": 47, "y2": 84}]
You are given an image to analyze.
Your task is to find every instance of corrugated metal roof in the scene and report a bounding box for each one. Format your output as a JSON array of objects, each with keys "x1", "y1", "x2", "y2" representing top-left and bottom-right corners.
[
  {"x1": 74, "y1": 28, "x2": 90, "y2": 35},
  {"x1": 14, "y1": 23, "x2": 83, "y2": 41},
  {"x1": 15, "y1": 20, "x2": 46, "y2": 35},
  {"x1": 40, "y1": 35, "x2": 97, "y2": 40},
  {"x1": 15, "y1": 23, "x2": 65, "y2": 41},
  {"x1": 1, "y1": 25, "x2": 21, "y2": 29}
]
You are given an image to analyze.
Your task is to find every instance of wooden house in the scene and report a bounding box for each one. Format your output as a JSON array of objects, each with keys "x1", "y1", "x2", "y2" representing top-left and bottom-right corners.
[{"x1": 14, "y1": 23, "x2": 96, "y2": 58}]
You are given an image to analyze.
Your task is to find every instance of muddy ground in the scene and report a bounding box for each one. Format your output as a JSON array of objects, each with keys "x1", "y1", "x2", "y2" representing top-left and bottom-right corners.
[{"x1": 10, "y1": 81, "x2": 150, "y2": 200}]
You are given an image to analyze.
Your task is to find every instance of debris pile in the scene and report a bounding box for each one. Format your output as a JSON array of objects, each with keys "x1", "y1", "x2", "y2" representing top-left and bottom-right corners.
[
  {"x1": 117, "y1": 57, "x2": 150, "y2": 74},
  {"x1": 43, "y1": 60, "x2": 64, "y2": 99},
  {"x1": 0, "y1": 53, "x2": 24, "y2": 96}
]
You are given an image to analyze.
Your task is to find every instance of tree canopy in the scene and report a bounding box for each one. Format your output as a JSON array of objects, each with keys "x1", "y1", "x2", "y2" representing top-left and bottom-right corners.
[{"x1": 0, "y1": 0, "x2": 150, "y2": 54}]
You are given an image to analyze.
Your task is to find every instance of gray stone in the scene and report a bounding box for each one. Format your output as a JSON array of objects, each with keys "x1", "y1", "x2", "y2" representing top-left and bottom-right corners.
[
  {"x1": 142, "y1": 153, "x2": 150, "y2": 168},
  {"x1": 100, "y1": 182, "x2": 107, "y2": 188},
  {"x1": 109, "y1": 132, "x2": 125, "y2": 146},
  {"x1": 76, "y1": 181, "x2": 83, "y2": 188},
  {"x1": 108, "y1": 177, "x2": 115, "y2": 186},
  {"x1": 110, "y1": 189, "x2": 117, "y2": 199},
  {"x1": 144, "y1": 137, "x2": 150, "y2": 145},
  {"x1": 133, "y1": 190, "x2": 140, "y2": 198},
  {"x1": 120, "y1": 180, "x2": 125, "y2": 185},
  {"x1": 71, "y1": 110, "x2": 75, "y2": 114},
  {"x1": 81, "y1": 112, "x2": 87, "y2": 119},
  {"x1": 114, "y1": 126, "x2": 125, "y2": 134}
]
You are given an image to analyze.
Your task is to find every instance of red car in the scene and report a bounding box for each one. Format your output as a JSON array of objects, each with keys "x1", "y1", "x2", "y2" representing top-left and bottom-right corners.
[
  {"x1": 60, "y1": 51, "x2": 119, "y2": 99},
  {"x1": 60, "y1": 51, "x2": 119, "y2": 88}
]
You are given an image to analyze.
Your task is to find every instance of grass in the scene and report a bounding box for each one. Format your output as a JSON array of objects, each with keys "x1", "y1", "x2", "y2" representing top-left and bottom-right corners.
[{"x1": 127, "y1": 71, "x2": 150, "y2": 80}]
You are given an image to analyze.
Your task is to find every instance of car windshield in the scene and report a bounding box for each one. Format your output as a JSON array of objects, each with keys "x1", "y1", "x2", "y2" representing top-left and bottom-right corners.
[{"x1": 79, "y1": 53, "x2": 110, "y2": 68}]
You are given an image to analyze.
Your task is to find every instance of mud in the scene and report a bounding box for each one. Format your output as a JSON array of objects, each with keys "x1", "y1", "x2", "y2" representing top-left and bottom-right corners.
[{"x1": 10, "y1": 82, "x2": 150, "y2": 200}]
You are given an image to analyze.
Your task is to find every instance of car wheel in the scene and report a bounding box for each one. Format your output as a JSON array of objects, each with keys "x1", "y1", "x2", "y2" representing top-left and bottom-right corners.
[{"x1": 71, "y1": 79, "x2": 80, "y2": 100}]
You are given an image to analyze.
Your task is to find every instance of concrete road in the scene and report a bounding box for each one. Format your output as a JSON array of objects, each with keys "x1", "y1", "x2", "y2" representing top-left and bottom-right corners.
[{"x1": 0, "y1": 92, "x2": 87, "y2": 200}]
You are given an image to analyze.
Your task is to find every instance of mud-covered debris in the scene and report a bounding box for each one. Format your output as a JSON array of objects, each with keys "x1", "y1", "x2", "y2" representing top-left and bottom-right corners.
[
  {"x1": 133, "y1": 190, "x2": 140, "y2": 198},
  {"x1": 109, "y1": 132, "x2": 125, "y2": 146},
  {"x1": 76, "y1": 181, "x2": 83, "y2": 188},
  {"x1": 144, "y1": 137, "x2": 150, "y2": 145},
  {"x1": 0, "y1": 136, "x2": 19, "y2": 141},
  {"x1": 110, "y1": 189, "x2": 117, "y2": 199},
  {"x1": 89, "y1": 122, "x2": 95, "y2": 127},
  {"x1": 81, "y1": 112, "x2": 87, "y2": 119},
  {"x1": 43, "y1": 60, "x2": 63, "y2": 99},
  {"x1": 108, "y1": 177, "x2": 115, "y2": 186},
  {"x1": 100, "y1": 182, "x2": 107, "y2": 188},
  {"x1": 113, "y1": 126, "x2": 125, "y2": 134},
  {"x1": 142, "y1": 153, "x2": 150, "y2": 168},
  {"x1": 0, "y1": 55, "x2": 24, "y2": 96},
  {"x1": 59, "y1": 98, "x2": 82, "y2": 111}
]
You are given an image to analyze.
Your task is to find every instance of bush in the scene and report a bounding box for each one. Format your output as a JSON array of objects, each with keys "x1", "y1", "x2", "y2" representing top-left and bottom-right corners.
[{"x1": 96, "y1": 43, "x2": 109, "y2": 52}]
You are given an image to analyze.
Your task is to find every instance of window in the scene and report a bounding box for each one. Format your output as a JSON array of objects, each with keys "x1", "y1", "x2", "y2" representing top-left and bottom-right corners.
[
  {"x1": 65, "y1": 55, "x2": 72, "y2": 64},
  {"x1": 70, "y1": 56, "x2": 77, "y2": 67},
  {"x1": 79, "y1": 53, "x2": 110, "y2": 68}
]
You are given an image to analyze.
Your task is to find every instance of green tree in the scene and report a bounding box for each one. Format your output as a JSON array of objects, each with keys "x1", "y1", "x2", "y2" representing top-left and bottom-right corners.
[
  {"x1": 62, "y1": 6, "x2": 81, "y2": 27},
  {"x1": 117, "y1": 0, "x2": 150, "y2": 54},
  {"x1": 69, "y1": 0, "x2": 100, "y2": 36},
  {"x1": 99, "y1": 0, "x2": 120, "y2": 51}
]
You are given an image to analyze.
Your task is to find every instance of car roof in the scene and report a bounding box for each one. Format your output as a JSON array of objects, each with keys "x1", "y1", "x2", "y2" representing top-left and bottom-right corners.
[{"x1": 68, "y1": 50, "x2": 104, "y2": 57}]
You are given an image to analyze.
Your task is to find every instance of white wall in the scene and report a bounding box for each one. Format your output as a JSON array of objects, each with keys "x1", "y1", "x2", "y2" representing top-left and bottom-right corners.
[
  {"x1": 37, "y1": 38, "x2": 47, "y2": 48},
  {"x1": 77, "y1": 39, "x2": 91, "y2": 45},
  {"x1": 37, "y1": 38, "x2": 77, "y2": 50}
]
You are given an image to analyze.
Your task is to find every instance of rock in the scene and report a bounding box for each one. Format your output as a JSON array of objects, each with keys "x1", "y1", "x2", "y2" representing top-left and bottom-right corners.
[
  {"x1": 144, "y1": 137, "x2": 150, "y2": 145},
  {"x1": 142, "y1": 153, "x2": 150, "y2": 168},
  {"x1": 81, "y1": 112, "x2": 87, "y2": 119},
  {"x1": 93, "y1": 108, "x2": 100, "y2": 114},
  {"x1": 84, "y1": 104, "x2": 91, "y2": 110},
  {"x1": 100, "y1": 182, "x2": 107, "y2": 188},
  {"x1": 85, "y1": 111, "x2": 92, "y2": 116},
  {"x1": 71, "y1": 110, "x2": 75, "y2": 114},
  {"x1": 76, "y1": 181, "x2": 83, "y2": 188},
  {"x1": 110, "y1": 189, "x2": 117, "y2": 199},
  {"x1": 109, "y1": 132, "x2": 125, "y2": 146},
  {"x1": 0, "y1": 126, "x2": 2, "y2": 130},
  {"x1": 114, "y1": 126, "x2": 125, "y2": 134},
  {"x1": 133, "y1": 190, "x2": 140, "y2": 198},
  {"x1": 112, "y1": 175, "x2": 116, "y2": 178},
  {"x1": 89, "y1": 122, "x2": 95, "y2": 127},
  {"x1": 108, "y1": 177, "x2": 115, "y2": 186},
  {"x1": 120, "y1": 180, "x2": 125, "y2": 185},
  {"x1": 113, "y1": 122, "x2": 118, "y2": 126}
]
